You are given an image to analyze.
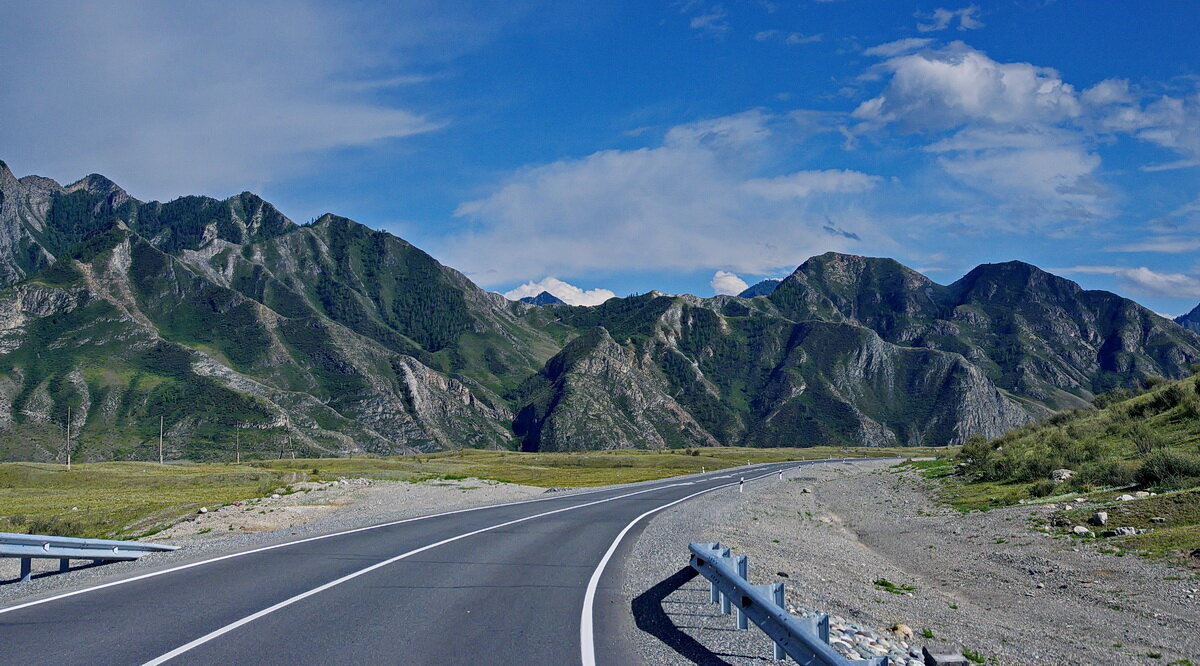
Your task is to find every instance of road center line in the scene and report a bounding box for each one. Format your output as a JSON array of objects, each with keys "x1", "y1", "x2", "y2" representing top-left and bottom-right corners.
[{"x1": 140, "y1": 475, "x2": 754, "y2": 665}]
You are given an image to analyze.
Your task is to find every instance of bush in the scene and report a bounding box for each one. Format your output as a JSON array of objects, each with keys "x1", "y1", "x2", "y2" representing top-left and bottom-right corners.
[
  {"x1": 1137, "y1": 449, "x2": 1200, "y2": 490},
  {"x1": 1140, "y1": 375, "x2": 1169, "y2": 391},
  {"x1": 1075, "y1": 457, "x2": 1137, "y2": 489},
  {"x1": 1094, "y1": 387, "x2": 1134, "y2": 409},
  {"x1": 1027, "y1": 479, "x2": 1058, "y2": 498},
  {"x1": 1126, "y1": 422, "x2": 1170, "y2": 455}
]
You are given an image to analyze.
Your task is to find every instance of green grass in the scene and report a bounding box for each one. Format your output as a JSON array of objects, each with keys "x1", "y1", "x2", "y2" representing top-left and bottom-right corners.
[
  {"x1": 0, "y1": 462, "x2": 297, "y2": 539},
  {"x1": 873, "y1": 577, "x2": 916, "y2": 594},
  {"x1": 0, "y1": 446, "x2": 934, "y2": 539},
  {"x1": 905, "y1": 372, "x2": 1200, "y2": 565},
  {"x1": 255, "y1": 446, "x2": 942, "y2": 487}
]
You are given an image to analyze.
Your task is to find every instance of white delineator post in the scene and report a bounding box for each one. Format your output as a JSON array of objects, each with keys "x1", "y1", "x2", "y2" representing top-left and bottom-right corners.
[{"x1": 739, "y1": 477, "x2": 744, "y2": 493}]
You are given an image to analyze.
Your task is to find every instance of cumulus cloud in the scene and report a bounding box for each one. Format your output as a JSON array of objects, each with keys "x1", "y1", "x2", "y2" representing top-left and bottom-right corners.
[
  {"x1": 853, "y1": 43, "x2": 1080, "y2": 130},
  {"x1": 1061, "y1": 266, "x2": 1200, "y2": 300},
  {"x1": 503, "y1": 278, "x2": 616, "y2": 306},
  {"x1": 916, "y1": 5, "x2": 984, "y2": 33},
  {"x1": 851, "y1": 43, "x2": 1111, "y2": 227},
  {"x1": 711, "y1": 271, "x2": 750, "y2": 295},
  {"x1": 0, "y1": 1, "x2": 466, "y2": 200},
  {"x1": 446, "y1": 112, "x2": 884, "y2": 285}
]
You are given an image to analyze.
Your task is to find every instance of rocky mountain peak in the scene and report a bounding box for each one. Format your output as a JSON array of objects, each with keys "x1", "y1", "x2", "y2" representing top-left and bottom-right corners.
[
  {"x1": 519, "y1": 291, "x2": 566, "y2": 306},
  {"x1": 67, "y1": 173, "x2": 129, "y2": 198},
  {"x1": 1177, "y1": 303, "x2": 1200, "y2": 333},
  {"x1": 951, "y1": 260, "x2": 1083, "y2": 304}
]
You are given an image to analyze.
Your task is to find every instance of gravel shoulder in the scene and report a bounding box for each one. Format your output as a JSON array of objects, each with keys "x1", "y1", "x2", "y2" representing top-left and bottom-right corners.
[
  {"x1": 622, "y1": 460, "x2": 1200, "y2": 665},
  {"x1": 0, "y1": 476, "x2": 548, "y2": 606}
]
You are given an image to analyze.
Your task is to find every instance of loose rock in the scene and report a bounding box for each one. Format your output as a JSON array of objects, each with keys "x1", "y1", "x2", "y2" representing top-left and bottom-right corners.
[
  {"x1": 1089, "y1": 512, "x2": 1107, "y2": 527},
  {"x1": 1050, "y1": 469, "x2": 1075, "y2": 483}
]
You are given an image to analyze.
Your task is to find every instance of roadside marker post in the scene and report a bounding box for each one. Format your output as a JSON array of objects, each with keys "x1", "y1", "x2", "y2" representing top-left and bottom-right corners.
[{"x1": 739, "y1": 477, "x2": 744, "y2": 493}]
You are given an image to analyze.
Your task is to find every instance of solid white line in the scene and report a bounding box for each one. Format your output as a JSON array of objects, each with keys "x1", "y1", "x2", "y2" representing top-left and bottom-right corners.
[
  {"x1": 139, "y1": 480, "x2": 717, "y2": 665},
  {"x1": 0, "y1": 473, "x2": 696, "y2": 618},
  {"x1": 578, "y1": 464, "x2": 798, "y2": 666}
]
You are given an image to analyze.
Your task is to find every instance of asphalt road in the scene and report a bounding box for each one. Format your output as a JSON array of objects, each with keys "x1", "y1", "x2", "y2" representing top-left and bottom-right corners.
[{"x1": 0, "y1": 460, "x2": 824, "y2": 665}]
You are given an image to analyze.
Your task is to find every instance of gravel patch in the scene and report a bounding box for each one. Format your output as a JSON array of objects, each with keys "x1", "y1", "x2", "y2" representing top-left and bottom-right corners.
[
  {"x1": 622, "y1": 460, "x2": 1200, "y2": 665},
  {"x1": 0, "y1": 476, "x2": 551, "y2": 606}
]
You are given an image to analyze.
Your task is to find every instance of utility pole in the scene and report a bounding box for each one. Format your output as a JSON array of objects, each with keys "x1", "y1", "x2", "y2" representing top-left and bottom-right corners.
[
  {"x1": 235, "y1": 421, "x2": 240, "y2": 464},
  {"x1": 159, "y1": 416, "x2": 164, "y2": 464},
  {"x1": 65, "y1": 405, "x2": 71, "y2": 471}
]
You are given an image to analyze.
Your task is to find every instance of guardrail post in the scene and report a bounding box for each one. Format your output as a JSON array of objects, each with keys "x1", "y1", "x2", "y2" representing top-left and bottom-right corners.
[
  {"x1": 59, "y1": 557, "x2": 70, "y2": 573},
  {"x1": 771, "y1": 583, "x2": 785, "y2": 660},
  {"x1": 718, "y1": 546, "x2": 731, "y2": 612},
  {"x1": 736, "y1": 555, "x2": 749, "y2": 630},
  {"x1": 19, "y1": 557, "x2": 31, "y2": 582}
]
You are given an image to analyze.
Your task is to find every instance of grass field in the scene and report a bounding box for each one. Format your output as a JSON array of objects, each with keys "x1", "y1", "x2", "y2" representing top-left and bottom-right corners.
[{"x1": 0, "y1": 446, "x2": 944, "y2": 539}]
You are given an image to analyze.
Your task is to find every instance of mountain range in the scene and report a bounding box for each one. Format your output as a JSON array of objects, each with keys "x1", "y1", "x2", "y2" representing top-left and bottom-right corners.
[{"x1": 2, "y1": 161, "x2": 1199, "y2": 461}]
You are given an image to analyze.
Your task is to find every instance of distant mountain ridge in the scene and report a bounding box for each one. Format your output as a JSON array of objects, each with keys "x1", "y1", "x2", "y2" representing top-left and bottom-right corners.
[
  {"x1": 738, "y1": 279, "x2": 780, "y2": 297},
  {"x1": 519, "y1": 291, "x2": 567, "y2": 306},
  {"x1": 1177, "y1": 304, "x2": 1200, "y2": 333},
  {"x1": 0, "y1": 160, "x2": 1197, "y2": 460}
]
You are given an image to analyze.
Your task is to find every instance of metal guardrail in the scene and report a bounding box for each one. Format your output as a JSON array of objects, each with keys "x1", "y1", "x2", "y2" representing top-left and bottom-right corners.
[
  {"x1": 1, "y1": 532, "x2": 178, "y2": 582},
  {"x1": 689, "y1": 542, "x2": 887, "y2": 665}
]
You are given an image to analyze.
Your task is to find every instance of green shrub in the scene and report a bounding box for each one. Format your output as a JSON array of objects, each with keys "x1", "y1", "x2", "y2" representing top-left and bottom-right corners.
[
  {"x1": 1027, "y1": 479, "x2": 1058, "y2": 498},
  {"x1": 1137, "y1": 449, "x2": 1200, "y2": 490},
  {"x1": 1075, "y1": 457, "x2": 1137, "y2": 489},
  {"x1": 1094, "y1": 387, "x2": 1134, "y2": 409},
  {"x1": 1127, "y1": 422, "x2": 1170, "y2": 455}
]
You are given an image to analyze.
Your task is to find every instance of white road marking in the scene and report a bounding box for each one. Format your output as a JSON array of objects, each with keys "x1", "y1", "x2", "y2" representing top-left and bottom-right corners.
[
  {"x1": 0, "y1": 473, "x2": 698, "y2": 618},
  {"x1": 579, "y1": 464, "x2": 802, "y2": 666},
  {"x1": 140, "y1": 479, "x2": 721, "y2": 665}
]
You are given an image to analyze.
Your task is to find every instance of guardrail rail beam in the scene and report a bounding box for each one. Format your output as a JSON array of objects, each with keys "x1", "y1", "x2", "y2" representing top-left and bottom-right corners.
[
  {"x1": 689, "y1": 541, "x2": 887, "y2": 665},
  {"x1": 2, "y1": 531, "x2": 178, "y2": 583}
]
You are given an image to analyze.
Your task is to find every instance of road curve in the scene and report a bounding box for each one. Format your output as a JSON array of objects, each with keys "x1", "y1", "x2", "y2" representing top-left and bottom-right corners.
[{"x1": 0, "y1": 460, "x2": 834, "y2": 665}]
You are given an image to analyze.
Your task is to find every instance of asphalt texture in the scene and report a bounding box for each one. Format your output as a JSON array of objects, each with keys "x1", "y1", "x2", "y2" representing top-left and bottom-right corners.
[{"x1": 0, "y1": 461, "x2": 820, "y2": 665}]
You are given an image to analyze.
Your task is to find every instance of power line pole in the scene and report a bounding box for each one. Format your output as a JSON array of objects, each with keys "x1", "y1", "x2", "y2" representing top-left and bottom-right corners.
[
  {"x1": 159, "y1": 415, "x2": 164, "y2": 464},
  {"x1": 65, "y1": 405, "x2": 71, "y2": 471},
  {"x1": 235, "y1": 421, "x2": 241, "y2": 464}
]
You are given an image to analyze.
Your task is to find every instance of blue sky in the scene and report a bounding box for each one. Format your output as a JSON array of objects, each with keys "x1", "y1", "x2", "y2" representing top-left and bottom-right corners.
[{"x1": 1, "y1": 2, "x2": 1199, "y2": 313}]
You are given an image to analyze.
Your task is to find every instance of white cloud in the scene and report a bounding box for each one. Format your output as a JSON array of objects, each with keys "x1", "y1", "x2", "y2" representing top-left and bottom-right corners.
[
  {"x1": 851, "y1": 43, "x2": 1109, "y2": 227},
  {"x1": 863, "y1": 38, "x2": 934, "y2": 58},
  {"x1": 711, "y1": 271, "x2": 750, "y2": 295},
  {"x1": 933, "y1": 139, "x2": 1106, "y2": 219},
  {"x1": 503, "y1": 278, "x2": 616, "y2": 307},
  {"x1": 916, "y1": 5, "x2": 984, "y2": 33},
  {"x1": 446, "y1": 112, "x2": 884, "y2": 285},
  {"x1": 0, "y1": 1, "x2": 479, "y2": 201},
  {"x1": 853, "y1": 43, "x2": 1080, "y2": 130},
  {"x1": 786, "y1": 33, "x2": 823, "y2": 45},
  {"x1": 1105, "y1": 236, "x2": 1200, "y2": 254},
  {"x1": 1084, "y1": 80, "x2": 1200, "y2": 171},
  {"x1": 1061, "y1": 266, "x2": 1200, "y2": 300},
  {"x1": 741, "y1": 170, "x2": 880, "y2": 200},
  {"x1": 683, "y1": 4, "x2": 730, "y2": 36}
]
